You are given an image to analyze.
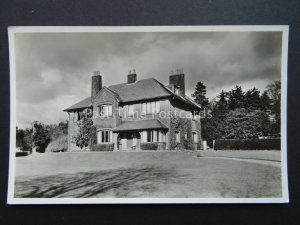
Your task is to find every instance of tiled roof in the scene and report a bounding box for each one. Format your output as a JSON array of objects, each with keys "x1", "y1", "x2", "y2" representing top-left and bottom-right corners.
[
  {"x1": 63, "y1": 96, "x2": 92, "y2": 111},
  {"x1": 113, "y1": 119, "x2": 168, "y2": 132},
  {"x1": 64, "y1": 78, "x2": 201, "y2": 111},
  {"x1": 108, "y1": 78, "x2": 171, "y2": 102}
]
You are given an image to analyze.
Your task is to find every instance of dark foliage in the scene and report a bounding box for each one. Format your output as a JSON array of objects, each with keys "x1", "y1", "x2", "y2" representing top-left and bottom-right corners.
[
  {"x1": 140, "y1": 142, "x2": 159, "y2": 150},
  {"x1": 192, "y1": 81, "x2": 209, "y2": 108},
  {"x1": 214, "y1": 138, "x2": 281, "y2": 150},
  {"x1": 74, "y1": 110, "x2": 94, "y2": 149},
  {"x1": 90, "y1": 143, "x2": 114, "y2": 151},
  {"x1": 32, "y1": 122, "x2": 51, "y2": 153}
]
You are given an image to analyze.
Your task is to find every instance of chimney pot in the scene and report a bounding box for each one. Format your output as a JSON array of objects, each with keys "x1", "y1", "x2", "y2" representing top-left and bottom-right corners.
[
  {"x1": 127, "y1": 69, "x2": 137, "y2": 84},
  {"x1": 169, "y1": 72, "x2": 185, "y2": 97}
]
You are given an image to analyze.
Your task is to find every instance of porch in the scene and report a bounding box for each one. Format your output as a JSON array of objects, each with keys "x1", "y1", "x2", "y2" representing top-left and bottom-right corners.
[{"x1": 113, "y1": 119, "x2": 168, "y2": 150}]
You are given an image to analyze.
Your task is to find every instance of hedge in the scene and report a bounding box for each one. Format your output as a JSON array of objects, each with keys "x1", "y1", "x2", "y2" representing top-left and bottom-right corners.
[
  {"x1": 90, "y1": 143, "x2": 114, "y2": 151},
  {"x1": 214, "y1": 138, "x2": 281, "y2": 150},
  {"x1": 140, "y1": 142, "x2": 166, "y2": 150},
  {"x1": 16, "y1": 152, "x2": 29, "y2": 157}
]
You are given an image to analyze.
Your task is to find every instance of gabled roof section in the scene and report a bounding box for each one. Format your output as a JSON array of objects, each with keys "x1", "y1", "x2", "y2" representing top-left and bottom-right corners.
[
  {"x1": 63, "y1": 96, "x2": 92, "y2": 112},
  {"x1": 93, "y1": 86, "x2": 122, "y2": 101},
  {"x1": 64, "y1": 77, "x2": 201, "y2": 112},
  {"x1": 157, "y1": 80, "x2": 202, "y2": 110}
]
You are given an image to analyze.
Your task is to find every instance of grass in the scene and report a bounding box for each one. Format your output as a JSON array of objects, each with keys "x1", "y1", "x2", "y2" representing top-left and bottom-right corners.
[
  {"x1": 197, "y1": 150, "x2": 281, "y2": 161},
  {"x1": 14, "y1": 152, "x2": 282, "y2": 198}
]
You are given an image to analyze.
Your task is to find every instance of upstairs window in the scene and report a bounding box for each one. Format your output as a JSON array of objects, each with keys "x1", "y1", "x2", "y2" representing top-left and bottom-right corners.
[
  {"x1": 98, "y1": 105, "x2": 112, "y2": 117},
  {"x1": 141, "y1": 101, "x2": 160, "y2": 115},
  {"x1": 128, "y1": 104, "x2": 138, "y2": 117}
]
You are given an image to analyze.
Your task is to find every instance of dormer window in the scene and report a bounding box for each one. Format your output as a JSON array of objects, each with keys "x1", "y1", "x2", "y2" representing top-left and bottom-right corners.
[{"x1": 98, "y1": 104, "x2": 112, "y2": 117}]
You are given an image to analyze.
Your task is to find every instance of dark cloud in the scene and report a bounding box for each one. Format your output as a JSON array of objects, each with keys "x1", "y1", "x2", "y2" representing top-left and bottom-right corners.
[{"x1": 14, "y1": 31, "x2": 282, "y2": 128}]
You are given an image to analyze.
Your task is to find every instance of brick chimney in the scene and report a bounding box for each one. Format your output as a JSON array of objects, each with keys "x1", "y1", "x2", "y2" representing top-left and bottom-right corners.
[
  {"x1": 127, "y1": 69, "x2": 137, "y2": 84},
  {"x1": 91, "y1": 71, "x2": 102, "y2": 98},
  {"x1": 169, "y1": 70, "x2": 185, "y2": 97}
]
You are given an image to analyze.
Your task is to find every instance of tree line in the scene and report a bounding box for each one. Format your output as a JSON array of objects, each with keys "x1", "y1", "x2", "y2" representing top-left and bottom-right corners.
[
  {"x1": 192, "y1": 80, "x2": 281, "y2": 147},
  {"x1": 16, "y1": 121, "x2": 68, "y2": 153}
]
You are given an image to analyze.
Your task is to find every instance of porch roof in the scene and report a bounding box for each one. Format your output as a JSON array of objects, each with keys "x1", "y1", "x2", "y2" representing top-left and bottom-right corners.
[{"x1": 113, "y1": 119, "x2": 168, "y2": 132}]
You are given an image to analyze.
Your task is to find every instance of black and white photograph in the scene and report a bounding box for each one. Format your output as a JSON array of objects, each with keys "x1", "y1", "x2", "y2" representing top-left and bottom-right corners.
[{"x1": 8, "y1": 26, "x2": 289, "y2": 204}]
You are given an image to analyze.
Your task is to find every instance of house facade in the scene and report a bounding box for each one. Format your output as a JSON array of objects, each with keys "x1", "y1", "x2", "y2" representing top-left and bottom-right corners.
[{"x1": 64, "y1": 70, "x2": 202, "y2": 151}]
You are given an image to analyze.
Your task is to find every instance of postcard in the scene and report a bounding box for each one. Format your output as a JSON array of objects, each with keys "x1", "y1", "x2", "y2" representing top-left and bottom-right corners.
[{"x1": 8, "y1": 26, "x2": 289, "y2": 204}]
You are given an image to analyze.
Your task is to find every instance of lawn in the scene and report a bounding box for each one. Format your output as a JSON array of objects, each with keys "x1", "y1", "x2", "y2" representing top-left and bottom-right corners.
[
  {"x1": 197, "y1": 150, "x2": 281, "y2": 162},
  {"x1": 14, "y1": 152, "x2": 282, "y2": 198}
]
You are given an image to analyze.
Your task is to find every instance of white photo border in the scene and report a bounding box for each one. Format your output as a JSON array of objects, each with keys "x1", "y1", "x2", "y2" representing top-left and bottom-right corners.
[{"x1": 7, "y1": 25, "x2": 289, "y2": 204}]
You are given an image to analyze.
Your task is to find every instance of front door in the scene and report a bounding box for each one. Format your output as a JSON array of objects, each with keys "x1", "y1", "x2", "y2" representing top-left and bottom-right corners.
[
  {"x1": 118, "y1": 132, "x2": 141, "y2": 150},
  {"x1": 127, "y1": 135, "x2": 133, "y2": 150}
]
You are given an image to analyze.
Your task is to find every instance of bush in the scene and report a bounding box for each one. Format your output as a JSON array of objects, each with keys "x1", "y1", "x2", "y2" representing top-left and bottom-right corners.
[
  {"x1": 16, "y1": 152, "x2": 29, "y2": 157},
  {"x1": 46, "y1": 135, "x2": 68, "y2": 152},
  {"x1": 140, "y1": 142, "x2": 159, "y2": 150},
  {"x1": 214, "y1": 138, "x2": 280, "y2": 150},
  {"x1": 90, "y1": 143, "x2": 114, "y2": 151}
]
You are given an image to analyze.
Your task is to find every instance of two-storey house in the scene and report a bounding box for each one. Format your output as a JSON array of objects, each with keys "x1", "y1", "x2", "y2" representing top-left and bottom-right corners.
[{"x1": 64, "y1": 70, "x2": 202, "y2": 151}]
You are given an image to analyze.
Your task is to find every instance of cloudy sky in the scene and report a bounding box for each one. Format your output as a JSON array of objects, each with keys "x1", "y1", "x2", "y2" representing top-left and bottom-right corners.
[{"x1": 14, "y1": 31, "x2": 282, "y2": 128}]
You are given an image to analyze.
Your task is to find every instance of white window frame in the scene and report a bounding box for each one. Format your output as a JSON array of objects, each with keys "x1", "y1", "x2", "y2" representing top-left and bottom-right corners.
[
  {"x1": 146, "y1": 130, "x2": 154, "y2": 142},
  {"x1": 155, "y1": 101, "x2": 160, "y2": 114},
  {"x1": 175, "y1": 131, "x2": 180, "y2": 143},
  {"x1": 97, "y1": 129, "x2": 112, "y2": 144},
  {"x1": 141, "y1": 103, "x2": 147, "y2": 115},
  {"x1": 98, "y1": 104, "x2": 112, "y2": 117},
  {"x1": 128, "y1": 104, "x2": 134, "y2": 117},
  {"x1": 192, "y1": 131, "x2": 198, "y2": 144},
  {"x1": 141, "y1": 101, "x2": 160, "y2": 115}
]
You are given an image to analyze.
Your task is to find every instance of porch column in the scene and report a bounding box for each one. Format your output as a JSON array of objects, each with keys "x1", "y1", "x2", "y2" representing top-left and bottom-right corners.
[
  {"x1": 113, "y1": 133, "x2": 118, "y2": 150},
  {"x1": 153, "y1": 130, "x2": 157, "y2": 142}
]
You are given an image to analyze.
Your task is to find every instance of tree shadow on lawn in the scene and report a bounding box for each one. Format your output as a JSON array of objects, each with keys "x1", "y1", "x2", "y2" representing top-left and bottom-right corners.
[{"x1": 15, "y1": 166, "x2": 187, "y2": 198}]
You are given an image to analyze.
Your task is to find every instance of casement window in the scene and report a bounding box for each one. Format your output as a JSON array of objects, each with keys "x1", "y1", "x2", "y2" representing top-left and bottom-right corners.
[
  {"x1": 141, "y1": 101, "x2": 160, "y2": 115},
  {"x1": 97, "y1": 130, "x2": 112, "y2": 143},
  {"x1": 98, "y1": 104, "x2": 112, "y2": 117},
  {"x1": 147, "y1": 130, "x2": 154, "y2": 142},
  {"x1": 155, "y1": 101, "x2": 160, "y2": 113},
  {"x1": 141, "y1": 103, "x2": 147, "y2": 114},
  {"x1": 141, "y1": 130, "x2": 166, "y2": 143},
  {"x1": 192, "y1": 131, "x2": 198, "y2": 143},
  {"x1": 175, "y1": 131, "x2": 180, "y2": 143},
  {"x1": 128, "y1": 105, "x2": 134, "y2": 117}
]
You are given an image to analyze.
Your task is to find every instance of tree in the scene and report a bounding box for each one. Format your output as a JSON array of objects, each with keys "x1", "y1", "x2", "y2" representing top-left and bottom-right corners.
[
  {"x1": 222, "y1": 109, "x2": 271, "y2": 139},
  {"x1": 266, "y1": 80, "x2": 281, "y2": 134},
  {"x1": 260, "y1": 91, "x2": 271, "y2": 110},
  {"x1": 213, "y1": 90, "x2": 228, "y2": 116},
  {"x1": 201, "y1": 109, "x2": 272, "y2": 145},
  {"x1": 32, "y1": 122, "x2": 51, "y2": 153},
  {"x1": 227, "y1": 86, "x2": 245, "y2": 110},
  {"x1": 192, "y1": 81, "x2": 209, "y2": 109},
  {"x1": 244, "y1": 88, "x2": 261, "y2": 110},
  {"x1": 74, "y1": 110, "x2": 95, "y2": 149},
  {"x1": 16, "y1": 127, "x2": 25, "y2": 149}
]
